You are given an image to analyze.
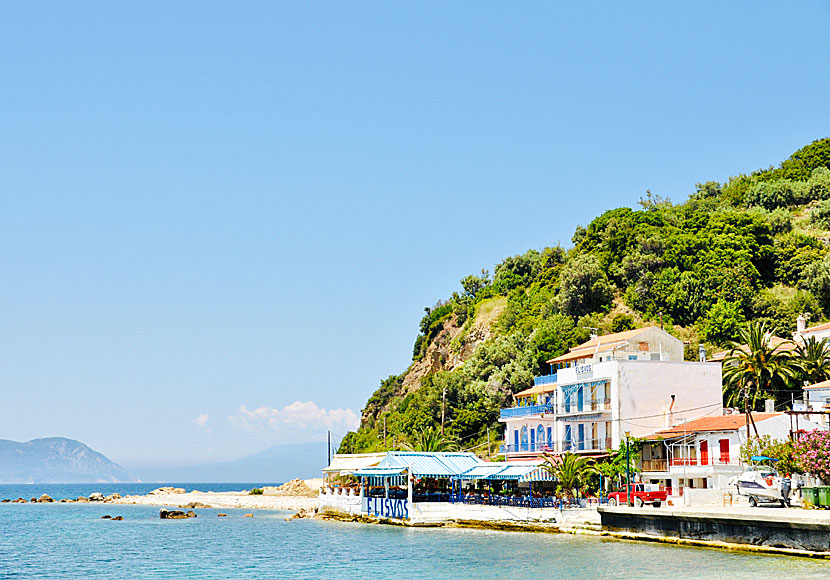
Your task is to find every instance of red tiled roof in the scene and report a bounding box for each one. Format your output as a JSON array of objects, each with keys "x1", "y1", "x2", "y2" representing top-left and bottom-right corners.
[
  {"x1": 547, "y1": 327, "x2": 653, "y2": 364},
  {"x1": 641, "y1": 413, "x2": 781, "y2": 440},
  {"x1": 804, "y1": 379, "x2": 830, "y2": 391},
  {"x1": 708, "y1": 336, "x2": 795, "y2": 362},
  {"x1": 805, "y1": 321, "x2": 830, "y2": 334}
]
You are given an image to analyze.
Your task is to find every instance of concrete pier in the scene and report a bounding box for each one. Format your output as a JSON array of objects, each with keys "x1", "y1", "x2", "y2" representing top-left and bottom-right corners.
[{"x1": 599, "y1": 505, "x2": 830, "y2": 552}]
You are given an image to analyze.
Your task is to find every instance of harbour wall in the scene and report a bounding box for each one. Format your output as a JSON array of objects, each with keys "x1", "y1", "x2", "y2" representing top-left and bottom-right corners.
[
  {"x1": 317, "y1": 493, "x2": 560, "y2": 524},
  {"x1": 599, "y1": 506, "x2": 830, "y2": 552}
]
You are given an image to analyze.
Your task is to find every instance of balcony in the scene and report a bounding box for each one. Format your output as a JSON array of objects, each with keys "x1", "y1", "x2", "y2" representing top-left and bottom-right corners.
[
  {"x1": 641, "y1": 459, "x2": 668, "y2": 472},
  {"x1": 562, "y1": 438, "x2": 613, "y2": 452},
  {"x1": 499, "y1": 403, "x2": 555, "y2": 419},
  {"x1": 533, "y1": 373, "x2": 557, "y2": 387},
  {"x1": 501, "y1": 443, "x2": 555, "y2": 454},
  {"x1": 668, "y1": 457, "x2": 740, "y2": 467},
  {"x1": 560, "y1": 399, "x2": 611, "y2": 414}
]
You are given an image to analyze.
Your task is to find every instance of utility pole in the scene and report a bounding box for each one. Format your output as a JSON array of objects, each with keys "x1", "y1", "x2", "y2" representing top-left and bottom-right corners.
[
  {"x1": 383, "y1": 415, "x2": 387, "y2": 449},
  {"x1": 625, "y1": 430, "x2": 632, "y2": 507},
  {"x1": 327, "y1": 430, "x2": 331, "y2": 467},
  {"x1": 441, "y1": 388, "x2": 446, "y2": 434},
  {"x1": 487, "y1": 426, "x2": 491, "y2": 460}
]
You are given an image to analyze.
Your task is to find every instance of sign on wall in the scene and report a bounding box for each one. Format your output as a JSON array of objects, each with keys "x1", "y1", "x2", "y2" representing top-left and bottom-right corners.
[{"x1": 363, "y1": 497, "x2": 409, "y2": 520}]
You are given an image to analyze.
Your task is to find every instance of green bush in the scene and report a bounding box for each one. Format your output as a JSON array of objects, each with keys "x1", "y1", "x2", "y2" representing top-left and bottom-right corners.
[
  {"x1": 810, "y1": 199, "x2": 830, "y2": 230},
  {"x1": 249, "y1": 488, "x2": 263, "y2": 495}
]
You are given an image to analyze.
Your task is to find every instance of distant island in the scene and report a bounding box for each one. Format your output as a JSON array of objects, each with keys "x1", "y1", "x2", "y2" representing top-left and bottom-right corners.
[{"x1": 0, "y1": 437, "x2": 133, "y2": 483}]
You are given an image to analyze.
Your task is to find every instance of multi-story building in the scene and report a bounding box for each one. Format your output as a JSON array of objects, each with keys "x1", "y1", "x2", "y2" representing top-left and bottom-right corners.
[
  {"x1": 639, "y1": 412, "x2": 819, "y2": 493},
  {"x1": 500, "y1": 327, "x2": 723, "y2": 459}
]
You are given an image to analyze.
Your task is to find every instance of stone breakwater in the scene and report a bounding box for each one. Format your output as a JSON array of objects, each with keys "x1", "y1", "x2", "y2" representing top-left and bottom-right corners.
[
  {"x1": 1, "y1": 483, "x2": 320, "y2": 512},
  {"x1": 1, "y1": 492, "x2": 121, "y2": 503},
  {"x1": 113, "y1": 488, "x2": 318, "y2": 512}
]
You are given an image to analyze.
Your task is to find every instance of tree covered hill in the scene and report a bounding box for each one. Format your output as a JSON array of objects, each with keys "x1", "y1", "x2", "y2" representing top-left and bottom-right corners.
[{"x1": 339, "y1": 138, "x2": 830, "y2": 456}]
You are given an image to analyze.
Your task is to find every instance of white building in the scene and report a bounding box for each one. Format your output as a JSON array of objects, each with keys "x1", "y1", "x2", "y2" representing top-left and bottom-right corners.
[
  {"x1": 803, "y1": 379, "x2": 830, "y2": 430},
  {"x1": 500, "y1": 327, "x2": 723, "y2": 459},
  {"x1": 639, "y1": 412, "x2": 819, "y2": 493}
]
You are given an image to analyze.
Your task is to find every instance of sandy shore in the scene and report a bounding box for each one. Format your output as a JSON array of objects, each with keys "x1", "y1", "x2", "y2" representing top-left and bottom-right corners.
[{"x1": 113, "y1": 490, "x2": 317, "y2": 511}]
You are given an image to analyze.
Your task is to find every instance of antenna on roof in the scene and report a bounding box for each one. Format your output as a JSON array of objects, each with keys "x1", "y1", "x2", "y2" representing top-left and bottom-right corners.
[{"x1": 582, "y1": 326, "x2": 600, "y2": 340}]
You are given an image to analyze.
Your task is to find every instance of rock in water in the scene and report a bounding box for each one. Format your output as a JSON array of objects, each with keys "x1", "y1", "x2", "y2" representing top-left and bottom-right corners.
[
  {"x1": 88, "y1": 492, "x2": 104, "y2": 502},
  {"x1": 76, "y1": 496, "x2": 89, "y2": 503},
  {"x1": 217, "y1": 513, "x2": 228, "y2": 517},
  {"x1": 159, "y1": 509, "x2": 196, "y2": 519},
  {"x1": 112, "y1": 516, "x2": 123, "y2": 521},
  {"x1": 101, "y1": 515, "x2": 112, "y2": 519},
  {"x1": 38, "y1": 494, "x2": 54, "y2": 503}
]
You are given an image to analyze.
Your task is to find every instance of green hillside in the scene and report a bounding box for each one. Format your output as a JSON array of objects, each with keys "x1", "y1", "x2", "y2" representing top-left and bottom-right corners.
[{"x1": 339, "y1": 138, "x2": 830, "y2": 456}]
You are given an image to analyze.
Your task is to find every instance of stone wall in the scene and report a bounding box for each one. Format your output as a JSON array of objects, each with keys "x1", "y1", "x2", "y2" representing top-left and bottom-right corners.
[{"x1": 599, "y1": 507, "x2": 830, "y2": 552}]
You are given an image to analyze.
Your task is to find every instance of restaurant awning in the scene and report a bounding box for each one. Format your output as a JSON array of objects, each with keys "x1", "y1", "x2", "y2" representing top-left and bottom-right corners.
[
  {"x1": 353, "y1": 452, "x2": 484, "y2": 480},
  {"x1": 322, "y1": 453, "x2": 387, "y2": 475},
  {"x1": 455, "y1": 461, "x2": 554, "y2": 482}
]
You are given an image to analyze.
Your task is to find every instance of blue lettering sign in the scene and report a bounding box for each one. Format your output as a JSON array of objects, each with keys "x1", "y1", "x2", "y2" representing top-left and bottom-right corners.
[{"x1": 363, "y1": 497, "x2": 409, "y2": 520}]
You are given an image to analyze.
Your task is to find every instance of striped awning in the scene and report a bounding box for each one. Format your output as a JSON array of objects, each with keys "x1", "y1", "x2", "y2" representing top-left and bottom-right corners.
[
  {"x1": 353, "y1": 452, "x2": 484, "y2": 480},
  {"x1": 455, "y1": 461, "x2": 554, "y2": 482}
]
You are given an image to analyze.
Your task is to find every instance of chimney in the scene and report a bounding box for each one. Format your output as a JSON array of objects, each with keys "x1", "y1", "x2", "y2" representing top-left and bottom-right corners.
[
  {"x1": 765, "y1": 399, "x2": 775, "y2": 413},
  {"x1": 664, "y1": 394, "x2": 676, "y2": 428},
  {"x1": 698, "y1": 345, "x2": 706, "y2": 362},
  {"x1": 797, "y1": 314, "x2": 806, "y2": 335}
]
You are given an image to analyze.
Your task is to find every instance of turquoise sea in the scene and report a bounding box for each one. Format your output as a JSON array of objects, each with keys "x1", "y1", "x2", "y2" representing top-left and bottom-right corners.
[{"x1": 1, "y1": 484, "x2": 828, "y2": 579}]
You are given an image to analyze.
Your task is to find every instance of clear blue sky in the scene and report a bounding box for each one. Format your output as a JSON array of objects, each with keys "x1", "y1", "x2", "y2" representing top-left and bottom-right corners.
[{"x1": 1, "y1": 2, "x2": 828, "y2": 469}]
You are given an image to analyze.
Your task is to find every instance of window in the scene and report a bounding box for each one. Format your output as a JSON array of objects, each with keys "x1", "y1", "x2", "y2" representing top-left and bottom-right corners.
[
  {"x1": 700, "y1": 440, "x2": 708, "y2": 465},
  {"x1": 719, "y1": 439, "x2": 729, "y2": 463},
  {"x1": 520, "y1": 426, "x2": 528, "y2": 452},
  {"x1": 513, "y1": 429, "x2": 519, "y2": 451},
  {"x1": 547, "y1": 426, "x2": 552, "y2": 446},
  {"x1": 578, "y1": 424, "x2": 585, "y2": 451},
  {"x1": 530, "y1": 427, "x2": 536, "y2": 450},
  {"x1": 564, "y1": 425, "x2": 572, "y2": 451}
]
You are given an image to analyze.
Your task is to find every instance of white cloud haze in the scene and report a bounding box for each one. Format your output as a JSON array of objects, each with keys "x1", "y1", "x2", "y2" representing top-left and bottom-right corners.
[
  {"x1": 228, "y1": 401, "x2": 360, "y2": 437},
  {"x1": 193, "y1": 414, "x2": 210, "y2": 428}
]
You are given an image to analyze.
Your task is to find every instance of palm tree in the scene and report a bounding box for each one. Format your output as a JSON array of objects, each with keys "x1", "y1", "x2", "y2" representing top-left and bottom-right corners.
[
  {"x1": 794, "y1": 336, "x2": 830, "y2": 386},
  {"x1": 542, "y1": 452, "x2": 598, "y2": 499},
  {"x1": 722, "y1": 322, "x2": 798, "y2": 410},
  {"x1": 403, "y1": 426, "x2": 458, "y2": 452}
]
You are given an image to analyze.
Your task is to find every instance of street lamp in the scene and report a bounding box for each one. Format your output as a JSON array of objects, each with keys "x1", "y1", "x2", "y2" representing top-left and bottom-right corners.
[{"x1": 625, "y1": 430, "x2": 632, "y2": 507}]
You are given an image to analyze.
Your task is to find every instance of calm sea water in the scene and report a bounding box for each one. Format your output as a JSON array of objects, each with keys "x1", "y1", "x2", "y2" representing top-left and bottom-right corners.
[{"x1": 0, "y1": 485, "x2": 827, "y2": 579}]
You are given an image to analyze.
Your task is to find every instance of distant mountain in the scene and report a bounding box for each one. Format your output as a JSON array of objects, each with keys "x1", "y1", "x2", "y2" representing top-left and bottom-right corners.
[
  {"x1": 0, "y1": 437, "x2": 133, "y2": 483},
  {"x1": 130, "y1": 442, "x2": 328, "y2": 483}
]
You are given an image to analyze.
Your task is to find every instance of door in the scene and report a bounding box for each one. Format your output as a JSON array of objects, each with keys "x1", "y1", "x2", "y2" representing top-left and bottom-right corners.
[
  {"x1": 719, "y1": 439, "x2": 730, "y2": 463},
  {"x1": 565, "y1": 425, "x2": 572, "y2": 451},
  {"x1": 577, "y1": 386, "x2": 584, "y2": 412},
  {"x1": 700, "y1": 440, "x2": 709, "y2": 465},
  {"x1": 514, "y1": 429, "x2": 519, "y2": 452},
  {"x1": 578, "y1": 424, "x2": 585, "y2": 451}
]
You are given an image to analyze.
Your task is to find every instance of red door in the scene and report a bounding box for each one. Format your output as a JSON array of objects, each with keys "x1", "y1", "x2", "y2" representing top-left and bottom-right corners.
[
  {"x1": 700, "y1": 441, "x2": 708, "y2": 465},
  {"x1": 719, "y1": 439, "x2": 730, "y2": 464}
]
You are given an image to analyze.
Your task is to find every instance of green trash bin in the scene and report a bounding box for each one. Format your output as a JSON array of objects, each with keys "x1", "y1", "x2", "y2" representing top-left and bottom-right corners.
[
  {"x1": 802, "y1": 487, "x2": 818, "y2": 507},
  {"x1": 818, "y1": 487, "x2": 830, "y2": 508}
]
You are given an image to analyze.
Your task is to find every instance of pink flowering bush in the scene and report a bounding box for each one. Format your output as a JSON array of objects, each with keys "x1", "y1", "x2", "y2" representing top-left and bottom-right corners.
[{"x1": 793, "y1": 430, "x2": 830, "y2": 483}]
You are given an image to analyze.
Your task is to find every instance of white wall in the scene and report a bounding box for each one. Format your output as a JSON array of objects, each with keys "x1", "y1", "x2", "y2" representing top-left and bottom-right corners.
[{"x1": 617, "y1": 360, "x2": 722, "y2": 442}]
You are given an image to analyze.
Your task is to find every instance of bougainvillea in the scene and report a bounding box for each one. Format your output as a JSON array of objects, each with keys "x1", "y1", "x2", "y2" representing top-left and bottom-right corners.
[{"x1": 793, "y1": 430, "x2": 830, "y2": 483}]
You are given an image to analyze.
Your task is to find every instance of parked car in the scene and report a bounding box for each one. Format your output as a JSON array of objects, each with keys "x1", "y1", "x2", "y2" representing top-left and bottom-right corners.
[{"x1": 607, "y1": 483, "x2": 667, "y2": 507}]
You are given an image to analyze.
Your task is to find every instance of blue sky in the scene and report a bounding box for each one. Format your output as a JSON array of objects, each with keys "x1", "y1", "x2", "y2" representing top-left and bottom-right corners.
[{"x1": 1, "y1": 2, "x2": 828, "y2": 470}]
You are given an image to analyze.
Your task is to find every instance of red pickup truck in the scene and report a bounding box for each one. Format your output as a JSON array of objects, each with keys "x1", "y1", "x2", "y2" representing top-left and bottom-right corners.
[{"x1": 607, "y1": 483, "x2": 666, "y2": 507}]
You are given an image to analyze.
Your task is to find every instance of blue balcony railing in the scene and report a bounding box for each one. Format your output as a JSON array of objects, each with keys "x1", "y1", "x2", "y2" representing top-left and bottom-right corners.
[
  {"x1": 533, "y1": 373, "x2": 557, "y2": 386},
  {"x1": 499, "y1": 403, "x2": 555, "y2": 419}
]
